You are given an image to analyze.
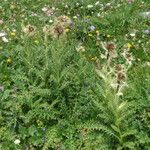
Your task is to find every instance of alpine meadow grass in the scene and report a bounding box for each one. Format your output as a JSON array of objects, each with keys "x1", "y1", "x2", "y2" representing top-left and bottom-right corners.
[{"x1": 0, "y1": 0, "x2": 150, "y2": 149}]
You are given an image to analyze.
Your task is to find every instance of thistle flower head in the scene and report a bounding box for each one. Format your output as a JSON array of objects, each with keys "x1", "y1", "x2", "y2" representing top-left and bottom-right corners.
[
  {"x1": 117, "y1": 72, "x2": 126, "y2": 81},
  {"x1": 22, "y1": 24, "x2": 36, "y2": 36},
  {"x1": 43, "y1": 15, "x2": 72, "y2": 38}
]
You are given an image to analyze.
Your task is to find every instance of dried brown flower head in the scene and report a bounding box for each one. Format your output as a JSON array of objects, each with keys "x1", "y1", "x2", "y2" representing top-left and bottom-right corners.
[
  {"x1": 43, "y1": 15, "x2": 72, "y2": 38},
  {"x1": 105, "y1": 43, "x2": 116, "y2": 52},
  {"x1": 54, "y1": 25, "x2": 64, "y2": 37},
  {"x1": 42, "y1": 7, "x2": 55, "y2": 16},
  {"x1": 56, "y1": 15, "x2": 72, "y2": 28},
  {"x1": 22, "y1": 24, "x2": 36, "y2": 36},
  {"x1": 115, "y1": 64, "x2": 123, "y2": 72},
  {"x1": 117, "y1": 72, "x2": 126, "y2": 81}
]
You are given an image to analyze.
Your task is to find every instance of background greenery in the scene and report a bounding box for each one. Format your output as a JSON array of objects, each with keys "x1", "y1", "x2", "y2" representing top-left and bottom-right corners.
[{"x1": 0, "y1": 0, "x2": 150, "y2": 149}]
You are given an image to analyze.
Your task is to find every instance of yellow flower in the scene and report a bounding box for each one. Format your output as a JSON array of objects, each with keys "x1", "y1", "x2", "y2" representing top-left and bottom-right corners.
[
  {"x1": 127, "y1": 43, "x2": 133, "y2": 49},
  {"x1": 88, "y1": 33, "x2": 93, "y2": 37},
  {"x1": 96, "y1": 30, "x2": 100, "y2": 35},
  {"x1": 91, "y1": 56, "x2": 97, "y2": 61},
  {"x1": 107, "y1": 34, "x2": 111, "y2": 38},
  {"x1": 6, "y1": 58, "x2": 12, "y2": 64},
  {"x1": 65, "y1": 28, "x2": 70, "y2": 33},
  {"x1": 34, "y1": 40, "x2": 39, "y2": 44},
  {"x1": 10, "y1": 32, "x2": 16, "y2": 36}
]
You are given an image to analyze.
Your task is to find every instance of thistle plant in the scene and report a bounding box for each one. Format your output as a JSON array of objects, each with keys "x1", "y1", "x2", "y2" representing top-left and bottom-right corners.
[
  {"x1": 79, "y1": 42, "x2": 137, "y2": 149},
  {"x1": 0, "y1": 0, "x2": 149, "y2": 149}
]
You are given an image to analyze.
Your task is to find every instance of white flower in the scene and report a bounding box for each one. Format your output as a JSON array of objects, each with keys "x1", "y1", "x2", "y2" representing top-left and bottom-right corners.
[
  {"x1": 76, "y1": 45, "x2": 85, "y2": 52},
  {"x1": 14, "y1": 139, "x2": 20, "y2": 145},
  {"x1": 87, "y1": 5, "x2": 93, "y2": 8},
  {"x1": 2, "y1": 37, "x2": 9, "y2": 42},
  {"x1": 89, "y1": 25, "x2": 96, "y2": 31},
  {"x1": 49, "y1": 19, "x2": 53, "y2": 23},
  {"x1": 143, "y1": 29, "x2": 150, "y2": 34},
  {"x1": 129, "y1": 29, "x2": 137, "y2": 37},
  {"x1": 76, "y1": 3, "x2": 79, "y2": 6},
  {"x1": 140, "y1": 12, "x2": 150, "y2": 18},
  {"x1": 0, "y1": 32, "x2": 6, "y2": 37},
  {"x1": 65, "y1": 5, "x2": 68, "y2": 8},
  {"x1": 143, "y1": 61, "x2": 150, "y2": 67},
  {"x1": 116, "y1": 92, "x2": 123, "y2": 96},
  {"x1": 42, "y1": 7, "x2": 48, "y2": 12},
  {"x1": 130, "y1": 33, "x2": 136, "y2": 37},
  {"x1": 97, "y1": 13, "x2": 101, "y2": 17},
  {"x1": 110, "y1": 83, "x2": 118, "y2": 89},
  {"x1": 73, "y1": 16, "x2": 77, "y2": 19},
  {"x1": 106, "y1": 3, "x2": 111, "y2": 7},
  {"x1": 52, "y1": 7, "x2": 55, "y2": 10}
]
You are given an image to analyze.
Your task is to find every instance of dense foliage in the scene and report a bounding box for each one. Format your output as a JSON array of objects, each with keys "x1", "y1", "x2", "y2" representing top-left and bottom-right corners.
[{"x1": 0, "y1": 0, "x2": 150, "y2": 149}]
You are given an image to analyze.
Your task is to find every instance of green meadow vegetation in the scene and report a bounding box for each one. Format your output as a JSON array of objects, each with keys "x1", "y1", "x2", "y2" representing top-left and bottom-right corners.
[{"x1": 0, "y1": 0, "x2": 150, "y2": 149}]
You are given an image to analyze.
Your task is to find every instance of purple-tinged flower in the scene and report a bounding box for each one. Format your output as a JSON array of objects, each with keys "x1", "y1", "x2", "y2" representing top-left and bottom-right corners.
[
  {"x1": 143, "y1": 29, "x2": 150, "y2": 35},
  {"x1": 42, "y1": 137, "x2": 46, "y2": 142},
  {"x1": 42, "y1": 127, "x2": 47, "y2": 132},
  {"x1": 89, "y1": 25, "x2": 96, "y2": 32}
]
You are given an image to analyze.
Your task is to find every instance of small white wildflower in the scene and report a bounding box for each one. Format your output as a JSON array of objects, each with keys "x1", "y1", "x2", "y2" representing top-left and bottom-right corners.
[
  {"x1": 73, "y1": 16, "x2": 78, "y2": 19},
  {"x1": 146, "y1": 62, "x2": 150, "y2": 66},
  {"x1": 130, "y1": 33, "x2": 136, "y2": 37},
  {"x1": 52, "y1": 7, "x2": 55, "y2": 10},
  {"x1": 140, "y1": 12, "x2": 150, "y2": 18},
  {"x1": 106, "y1": 3, "x2": 111, "y2": 7},
  {"x1": 129, "y1": 29, "x2": 137, "y2": 37},
  {"x1": 76, "y1": 3, "x2": 79, "y2": 6},
  {"x1": 117, "y1": 4, "x2": 121, "y2": 7},
  {"x1": 14, "y1": 139, "x2": 20, "y2": 145},
  {"x1": 97, "y1": 12, "x2": 101, "y2": 17},
  {"x1": 49, "y1": 19, "x2": 53, "y2": 23},
  {"x1": 110, "y1": 83, "x2": 118, "y2": 89},
  {"x1": 116, "y1": 92, "x2": 123, "y2": 97},
  {"x1": 87, "y1": 5, "x2": 93, "y2": 8},
  {"x1": 65, "y1": 5, "x2": 68, "y2": 8},
  {"x1": 31, "y1": 12, "x2": 37, "y2": 17},
  {"x1": 42, "y1": 7, "x2": 48, "y2": 12},
  {"x1": 143, "y1": 61, "x2": 150, "y2": 67},
  {"x1": 0, "y1": 32, "x2": 6, "y2": 37},
  {"x1": 89, "y1": 25, "x2": 96, "y2": 31},
  {"x1": 2, "y1": 37, "x2": 9, "y2": 42},
  {"x1": 76, "y1": 45, "x2": 85, "y2": 52},
  {"x1": 143, "y1": 29, "x2": 150, "y2": 34}
]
